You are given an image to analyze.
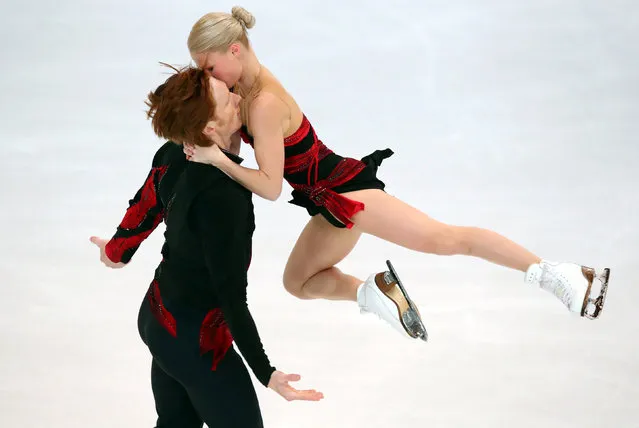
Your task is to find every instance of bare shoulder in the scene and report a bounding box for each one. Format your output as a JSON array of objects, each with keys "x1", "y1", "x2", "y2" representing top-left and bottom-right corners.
[
  {"x1": 249, "y1": 89, "x2": 289, "y2": 128},
  {"x1": 252, "y1": 88, "x2": 287, "y2": 112},
  {"x1": 245, "y1": 67, "x2": 300, "y2": 135}
]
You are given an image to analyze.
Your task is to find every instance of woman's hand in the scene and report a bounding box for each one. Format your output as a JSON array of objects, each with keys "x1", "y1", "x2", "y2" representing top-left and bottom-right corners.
[
  {"x1": 89, "y1": 236, "x2": 126, "y2": 269},
  {"x1": 183, "y1": 143, "x2": 226, "y2": 167},
  {"x1": 267, "y1": 370, "x2": 324, "y2": 402}
]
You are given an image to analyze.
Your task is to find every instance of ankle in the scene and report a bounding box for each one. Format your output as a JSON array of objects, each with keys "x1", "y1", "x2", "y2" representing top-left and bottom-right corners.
[{"x1": 524, "y1": 261, "x2": 546, "y2": 286}]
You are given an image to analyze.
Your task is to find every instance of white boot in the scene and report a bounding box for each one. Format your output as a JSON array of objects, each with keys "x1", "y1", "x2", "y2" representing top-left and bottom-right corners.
[
  {"x1": 525, "y1": 260, "x2": 610, "y2": 319},
  {"x1": 357, "y1": 264, "x2": 428, "y2": 341}
]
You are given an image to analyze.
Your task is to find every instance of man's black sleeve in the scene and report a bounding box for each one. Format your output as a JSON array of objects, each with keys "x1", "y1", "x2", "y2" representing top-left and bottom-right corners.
[{"x1": 192, "y1": 182, "x2": 276, "y2": 387}]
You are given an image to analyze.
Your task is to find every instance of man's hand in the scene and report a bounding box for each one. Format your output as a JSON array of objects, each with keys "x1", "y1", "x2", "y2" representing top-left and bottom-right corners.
[
  {"x1": 267, "y1": 370, "x2": 324, "y2": 402},
  {"x1": 89, "y1": 236, "x2": 126, "y2": 269}
]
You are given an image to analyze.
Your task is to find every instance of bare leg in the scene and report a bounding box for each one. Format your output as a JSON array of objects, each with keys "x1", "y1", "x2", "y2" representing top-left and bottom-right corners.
[
  {"x1": 283, "y1": 214, "x2": 363, "y2": 302},
  {"x1": 282, "y1": 189, "x2": 609, "y2": 321},
  {"x1": 284, "y1": 188, "x2": 540, "y2": 301},
  {"x1": 345, "y1": 189, "x2": 541, "y2": 272},
  {"x1": 283, "y1": 212, "x2": 430, "y2": 338}
]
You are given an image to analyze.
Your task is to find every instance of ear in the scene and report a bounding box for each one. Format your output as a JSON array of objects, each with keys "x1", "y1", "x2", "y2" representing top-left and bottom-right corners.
[
  {"x1": 230, "y1": 43, "x2": 241, "y2": 56},
  {"x1": 203, "y1": 120, "x2": 216, "y2": 137}
]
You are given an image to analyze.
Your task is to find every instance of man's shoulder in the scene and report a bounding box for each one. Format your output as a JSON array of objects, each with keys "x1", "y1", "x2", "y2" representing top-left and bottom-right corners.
[
  {"x1": 151, "y1": 141, "x2": 185, "y2": 167},
  {"x1": 178, "y1": 161, "x2": 248, "y2": 204},
  {"x1": 197, "y1": 172, "x2": 252, "y2": 205}
]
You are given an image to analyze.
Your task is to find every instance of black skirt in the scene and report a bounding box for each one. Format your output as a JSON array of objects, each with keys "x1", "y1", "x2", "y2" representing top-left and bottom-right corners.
[{"x1": 288, "y1": 148, "x2": 394, "y2": 228}]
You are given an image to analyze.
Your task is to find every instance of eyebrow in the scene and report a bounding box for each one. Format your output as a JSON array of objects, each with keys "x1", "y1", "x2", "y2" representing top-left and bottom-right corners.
[{"x1": 197, "y1": 55, "x2": 211, "y2": 70}]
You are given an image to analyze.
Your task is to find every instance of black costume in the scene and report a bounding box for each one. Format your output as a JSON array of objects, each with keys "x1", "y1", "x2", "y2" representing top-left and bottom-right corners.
[
  {"x1": 105, "y1": 142, "x2": 274, "y2": 428},
  {"x1": 239, "y1": 114, "x2": 393, "y2": 228}
]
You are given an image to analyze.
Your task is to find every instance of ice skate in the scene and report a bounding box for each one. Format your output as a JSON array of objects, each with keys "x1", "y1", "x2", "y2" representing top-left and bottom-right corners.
[
  {"x1": 357, "y1": 260, "x2": 428, "y2": 341},
  {"x1": 525, "y1": 260, "x2": 610, "y2": 319}
]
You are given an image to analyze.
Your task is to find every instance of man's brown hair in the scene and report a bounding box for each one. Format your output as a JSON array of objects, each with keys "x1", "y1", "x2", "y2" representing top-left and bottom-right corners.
[{"x1": 145, "y1": 63, "x2": 216, "y2": 147}]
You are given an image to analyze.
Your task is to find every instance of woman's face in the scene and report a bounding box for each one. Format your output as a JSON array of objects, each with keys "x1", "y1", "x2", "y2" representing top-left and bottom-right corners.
[{"x1": 193, "y1": 44, "x2": 243, "y2": 89}]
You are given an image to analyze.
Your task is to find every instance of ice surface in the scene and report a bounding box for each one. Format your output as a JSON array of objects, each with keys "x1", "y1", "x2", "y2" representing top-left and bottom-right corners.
[{"x1": 1, "y1": 0, "x2": 637, "y2": 427}]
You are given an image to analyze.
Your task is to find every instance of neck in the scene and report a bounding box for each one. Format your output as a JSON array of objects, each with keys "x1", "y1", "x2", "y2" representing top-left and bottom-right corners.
[
  {"x1": 211, "y1": 134, "x2": 232, "y2": 151},
  {"x1": 236, "y1": 49, "x2": 261, "y2": 93}
]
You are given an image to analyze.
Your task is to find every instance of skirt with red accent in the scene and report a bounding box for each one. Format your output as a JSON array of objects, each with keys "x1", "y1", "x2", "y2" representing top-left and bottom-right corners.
[{"x1": 288, "y1": 148, "x2": 394, "y2": 228}]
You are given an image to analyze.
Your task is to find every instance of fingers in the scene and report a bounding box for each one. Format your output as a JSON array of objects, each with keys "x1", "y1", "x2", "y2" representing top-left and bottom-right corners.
[
  {"x1": 283, "y1": 387, "x2": 324, "y2": 402},
  {"x1": 286, "y1": 373, "x2": 301, "y2": 382},
  {"x1": 277, "y1": 373, "x2": 323, "y2": 401},
  {"x1": 89, "y1": 236, "x2": 106, "y2": 247},
  {"x1": 183, "y1": 144, "x2": 196, "y2": 162}
]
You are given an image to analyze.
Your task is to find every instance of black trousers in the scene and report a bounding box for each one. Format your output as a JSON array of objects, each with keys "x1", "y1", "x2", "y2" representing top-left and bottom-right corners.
[{"x1": 137, "y1": 290, "x2": 264, "y2": 428}]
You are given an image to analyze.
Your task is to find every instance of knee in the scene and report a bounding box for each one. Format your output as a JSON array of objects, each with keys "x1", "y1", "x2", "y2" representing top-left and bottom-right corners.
[
  {"x1": 282, "y1": 269, "x2": 310, "y2": 300},
  {"x1": 419, "y1": 225, "x2": 472, "y2": 256}
]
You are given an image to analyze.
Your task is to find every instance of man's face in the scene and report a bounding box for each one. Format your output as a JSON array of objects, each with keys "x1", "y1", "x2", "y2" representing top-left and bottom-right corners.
[{"x1": 207, "y1": 76, "x2": 243, "y2": 138}]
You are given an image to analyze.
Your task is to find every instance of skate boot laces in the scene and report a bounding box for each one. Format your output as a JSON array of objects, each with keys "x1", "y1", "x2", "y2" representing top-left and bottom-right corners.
[{"x1": 540, "y1": 263, "x2": 574, "y2": 309}]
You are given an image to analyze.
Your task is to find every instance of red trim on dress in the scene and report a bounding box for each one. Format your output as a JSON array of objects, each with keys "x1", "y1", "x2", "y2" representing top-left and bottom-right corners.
[{"x1": 242, "y1": 114, "x2": 367, "y2": 227}]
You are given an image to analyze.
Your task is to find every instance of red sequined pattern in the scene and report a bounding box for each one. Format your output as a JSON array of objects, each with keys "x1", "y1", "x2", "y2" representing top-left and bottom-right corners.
[
  {"x1": 289, "y1": 158, "x2": 366, "y2": 229},
  {"x1": 199, "y1": 309, "x2": 234, "y2": 370},
  {"x1": 147, "y1": 281, "x2": 234, "y2": 371},
  {"x1": 284, "y1": 117, "x2": 366, "y2": 228},
  {"x1": 242, "y1": 115, "x2": 368, "y2": 228},
  {"x1": 147, "y1": 279, "x2": 177, "y2": 337},
  {"x1": 105, "y1": 165, "x2": 168, "y2": 262}
]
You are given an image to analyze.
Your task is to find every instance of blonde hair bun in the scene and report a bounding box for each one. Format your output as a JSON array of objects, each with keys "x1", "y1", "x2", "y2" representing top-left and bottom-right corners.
[{"x1": 231, "y1": 6, "x2": 255, "y2": 29}]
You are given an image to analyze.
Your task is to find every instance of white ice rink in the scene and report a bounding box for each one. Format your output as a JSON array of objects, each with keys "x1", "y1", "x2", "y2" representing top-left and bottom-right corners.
[{"x1": 1, "y1": 0, "x2": 638, "y2": 427}]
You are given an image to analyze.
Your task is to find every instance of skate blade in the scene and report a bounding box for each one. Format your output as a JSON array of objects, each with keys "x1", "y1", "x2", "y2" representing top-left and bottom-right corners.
[
  {"x1": 583, "y1": 268, "x2": 610, "y2": 320},
  {"x1": 384, "y1": 260, "x2": 428, "y2": 341}
]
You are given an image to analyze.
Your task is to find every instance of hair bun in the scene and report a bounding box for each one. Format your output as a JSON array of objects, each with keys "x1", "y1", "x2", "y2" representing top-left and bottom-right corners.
[{"x1": 231, "y1": 6, "x2": 255, "y2": 29}]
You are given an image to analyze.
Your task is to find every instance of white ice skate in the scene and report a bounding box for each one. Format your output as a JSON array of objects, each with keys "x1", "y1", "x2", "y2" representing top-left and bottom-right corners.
[
  {"x1": 525, "y1": 260, "x2": 610, "y2": 319},
  {"x1": 357, "y1": 260, "x2": 428, "y2": 341}
]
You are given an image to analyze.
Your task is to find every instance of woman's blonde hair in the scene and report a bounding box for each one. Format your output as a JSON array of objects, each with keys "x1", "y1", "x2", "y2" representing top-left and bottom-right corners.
[{"x1": 187, "y1": 6, "x2": 255, "y2": 54}]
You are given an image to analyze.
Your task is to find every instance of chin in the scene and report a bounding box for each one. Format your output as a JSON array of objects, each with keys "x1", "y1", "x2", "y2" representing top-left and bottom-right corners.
[{"x1": 228, "y1": 72, "x2": 243, "y2": 89}]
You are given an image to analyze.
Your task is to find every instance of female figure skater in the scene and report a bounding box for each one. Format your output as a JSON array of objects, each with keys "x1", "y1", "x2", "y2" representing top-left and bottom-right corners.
[
  {"x1": 90, "y1": 66, "x2": 323, "y2": 428},
  {"x1": 183, "y1": 7, "x2": 610, "y2": 340}
]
